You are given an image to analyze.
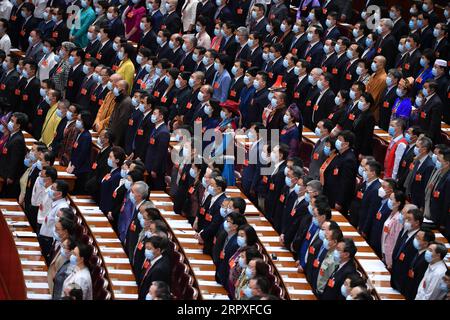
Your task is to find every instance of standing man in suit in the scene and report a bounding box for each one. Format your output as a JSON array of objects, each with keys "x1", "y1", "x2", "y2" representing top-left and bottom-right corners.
[
  {"x1": 108, "y1": 80, "x2": 133, "y2": 147},
  {"x1": 65, "y1": 48, "x2": 85, "y2": 103},
  {"x1": 0, "y1": 54, "x2": 19, "y2": 113},
  {"x1": 0, "y1": 112, "x2": 28, "y2": 198},
  {"x1": 138, "y1": 15, "x2": 158, "y2": 55},
  {"x1": 309, "y1": 73, "x2": 335, "y2": 130},
  {"x1": 144, "y1": 106, "x2": 170, "y2": 190},
  {"x1": 18, "y1": 2, "x2": 38, "y2": 51},
  {"x1": 417, "y1": 80, "x2": 443, "y2": 144},
  {"x1": 75, "y1": 58, "x2": 98, "y2": 109},
  {"x1": 228, "y1": 59, "x2": 246, "y2": 103},
  {"x1": 402, "y1": 229, "x2": 435, "y2": 300},
  {"x1": 50, "y1": 7, "x2": 69, "y2": 47},
  {"x1": 84, "y1": 25, "x2": 101, "y2": 59},
  {"x1": 321, "y1": 238, "x2": 358, "y2": 300},
  {"x1": 25, "y1": 29, "x2": 44, "y2": 63},
  {"x1": 404, "y1": 136, "x2": 435, "y2": 210},
  {"x1": 389, "y1": 5, "x2": 408, "y2": 41},
  {"x1": 303, "y1": 24, "x2": 324, "y2": 69},
  {"x1": 249, "y1": 4, "x2": 268, "y2": 39},
  {"x1": 161, "y1": 0, "x2": 181, "y2": 34},
  {"x1": 374, "y1": 18, "x2": 397, "y2": 70},
  {"x1": 402, "y1": 33, "x2": 422, "y2": 78},
  {"x1": 323, "y1": 12, "x2": 341, "y2": 40},
  {"x1": 138, "y1": 235, "x2": 171, "y2": 299},
  {"x1": 288, "y1": 18, "x2": 308, "y2": 58},
  {"x1": 324, "y1": 130, "x2": 357, "y2": 215},
  {"x1": 397, "y1": 126, "x2": 423, "y2": 190},
  {"x1": 195, "y1": 175, "x2": 227, "y2": 256},
  {"x1": 390, "y1": 208, "x2": 423, "y2": 292},
  {"x1": 20, "y1": 61, "x2": 40, "y2": 125},
  {"x1": 378, "y1": 69, "x2": 402, "y2": 131},
  {"x1": 308, "y1": 119, "x2": 333, "y2": 180},
  {"x1": 95, "y1": 27, "x2": 116, "y2": 68},
  {"x1": 107, "y1": 6, "x2": 125, "y2": 39}
]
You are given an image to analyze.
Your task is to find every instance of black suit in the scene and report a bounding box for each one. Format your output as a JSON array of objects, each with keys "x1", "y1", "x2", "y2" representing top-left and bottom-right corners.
[
  {"x1": 419, "y1": 26, "x2": 433, "y2": 50},
  {"x1": 157, "y1": 42, "x2": 172, "y2": 60},
  {"x1": 138, "y1": 254, "x2": 171, "y2": 299},
  {"x1": 264, "y1": 161, "x2": 287, "y2": 224},
  {"x1": 352, "y1": 110, "x2": 375, "y2": 157},
  {"x1": 392, "y1": 18, "x2": 408, "y2": 42},
  {"x1": 374, "y1": 33, "x2": 397, "y2": 70},
  {"x1": 95, "y1": 41, "x2": 116, "y2": 67},
  {"x1": 75, "y1": 75, "x2": 97, "y2": 110},
  {"x1": 85, "y1": 145, "x2": 112, "y2": 202},
  {"x1": 84, "y1": 40, "x2": 101, "y2": 59},
  {"x1": 309, "y1": 89, "x2": 335, "y2": 130},
  {"x1": 0, "y1": 131, "x2": 26, "y2": 198},
  {"x1": 109, "y1": 17, "x2": 125, "y2": 39},
  {"x1": 161, "y1": 11, "x2": 182, "y2": 34},
  {"x1": 0, "y1": 70, "x2": 19, "y2": 113},
  {"x1": 228, "y1": 76, "x2": 245, "y2": 103},
  {"x1": 196, "y1": 0, "x2": 216, "y2": 35},
  {"x1": 378, "y1": 85, "x2": 398, "y2": 131},
  {"x1": 19, "y1": 16, "x2": 39, "y2": 51},
  {"x1": 396, "y1": 144, "x2": 416, "y2": 191},
  {"x1": 320, "y1": 260, "x2": 357, "y2": 300},
  {"x1": 65, "y1": 64, "x2": 85, "y2": 103},
  {"x1": 20, "y1": 77, "x2": 41, "y2": 125},
  {"x1": 288, "y1": 33, "x2": 308, "y2": 58},
  {"x1": 401, "y1": 251, "x2": 428, "y2": 300},
  {"x1": 247, "y1": 88, "x2": 268, "y2": 125},
  {"x1": 401, "y1": 49, "x2": 422, "y2": 78},
  {"x1": 390, "y1": 229, "x2": 419, "y2": 292},
  {"x1": 250, "y1": 17, "x2": 269, "y2": 38},
  {"x1": 50, "y1": 21, "x2": 70, "y2": 47},
  {"x1": 417, "y1": 94, "x2": 442, "y2": 143},
  {"x1": 138, "y1": 29, "x2": 158, "y2": 55}
]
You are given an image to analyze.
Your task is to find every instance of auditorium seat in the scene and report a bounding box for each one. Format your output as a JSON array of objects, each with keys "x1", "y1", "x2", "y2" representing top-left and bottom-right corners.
[{"x1": 372, "y1": 137, "x2": 388, "y2": 170}]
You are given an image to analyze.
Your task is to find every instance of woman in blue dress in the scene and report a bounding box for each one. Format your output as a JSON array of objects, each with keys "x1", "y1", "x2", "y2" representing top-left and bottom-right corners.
[
  {"x1": 280, "y1": 104, "x2": 301, "y2": 158},
  {"x1": 390, "y1": 77, "x2": 413, "y2": 126}
]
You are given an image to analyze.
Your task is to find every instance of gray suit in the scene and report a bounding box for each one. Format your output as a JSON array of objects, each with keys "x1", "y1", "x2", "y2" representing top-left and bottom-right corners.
[
  {"x1": 308, "y1": 137, "x2": 328, "y2": 180},
  {"x1": 25, "y1": 41, "x2": 44, "y2": 63}
]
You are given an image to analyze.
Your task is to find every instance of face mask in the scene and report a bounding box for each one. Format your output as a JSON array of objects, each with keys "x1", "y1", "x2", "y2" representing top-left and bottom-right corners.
[
  {"x1": 413, "y1": 238, "x2": 420, "y2": 250},
  {"x1": 323, "y1": 145, "x2": 331, "y2": 156},
  {"x1": 197, "y1": 91, "x2": 204, "y2": 102},
  {"x1": 156, "y1": 37, "x2": 163, "y2": 45},
  {"x1": 333, "y1": 249, "x2": 341, "y2": 264},
  {"x1": 69, "y1": 254, "x2": 78, "y2": 266},
  {"x1": 293, "y1": 25, "x2": 300, "y2": 33},
  {"x1": 378, "y1": 187, "x2": 386, "y2": 198},
  {"x1": 75, "y1": 120, "x2": 83, "y2": 130},
  {"x1": 245, "y1": 267, "x2": 253, "y2": 279},
  {"x1": 308, "y1": 204, "x2": 314, "y2": 215},
  {"x1": 404, "y1": 221, "x2": 412, "y2": 232},
  {"x1": 145, "y1": 293, "x2": 153, "y2": 300},
  {"x1": 113, "y1": 87, "x2": 121, "y2": 97},
  {"x1": 238, "y1": 257, "x2": 246, "y2": 269},
  {"x1": 285, "y1": 176, "x2": 292, "y2": 187},
  {"x1": 22, "y1": 69, "x2": 28, "y2": 78},
  {"x1": 346, "y1": 295, "x2": 353, "y2": 300},
  {"x1": 124, "y1": 179, "x2": 132, "y2": 190},
  {"x1": 120, "y1": 168, "x2": 128, "y2": 178},
  {"x1": 413, "y1": 146, "x2": 419, "y2": 156},
  {"x1": 420, "y1": 57, "x2": 427, "y2": 68},
  {"x1": 270, "y1": 98, "x2": 277, "y2": 107},
  {"x1": 318, "y1": 229, "x2": 325, "y2": 241},
  {"x1": 293, "y1": 184, "x2": 301, "y2": 194},
  {"x1": 36, "y1": 160, "x2": 43, "y2": 171},
  {"x1": 371, "y1": 62, "x2": 377, "y2": 72},
  {"x1": 322, "y1": 238, "x2": 330, "y2": 250},
  {"x1": 388, "y1": 126, "x2": 395, "y2": 137},
  {"x1": 129, "y1": 192, "x2": 136, "y2": 204},
  {"x1": 307, "y1": 33, "x2": 313, "y2": 42},
  {"x1": 204, "y1": 105, "x2": 213, "y2": 116},
  {"x1": 223, "y1": 220, "x2": 231, "y2": 232},
  {"x1": 262, "y1": 52, "x2": 269, "y2": 61},
  {"x1": 253, "y1": 79, "x2": 260, "y2": 90},
  {"x1": 164, "y1": 75, "x2": 170, "y2": 85},
  {"x1": 282, "y1": 58, "x2": 289, "y2": 68},
  {"x1": 317, "y1": 80, "x2": 324, "y2": 91},
  {"x1": 431, "y1": 67, "x2": 438, "y2": 77},
  {"x1": 207, "y1": 185, "x2": 216, "y2": 196},
  {"x1": 202, "y1": 177, "x2": 208, "y2": 188},
  {"x1": 341, "y1": 284, "x2": 348, "y2": 297},
  {"x1": 151, "y1": 114, "x2": 158, "y2": 124},
  {"x1": 386, "y1": 77, "x2": 393, "y2": 87},
  {"x1": 107, "y1": 158, "x2": 115, "y2": 168},
  {"x1": 346, "y1": 49, "x2": 353, "y2": 60},
  {"x1": 387, "y1": 199, "x2": 394, "y2": 210},
  {"x1": 365, "y1": 37, "x2": 372, "y2": 47},
  {"x1": 213, "y1": 62, "x2": 220, "y2": 71},
  {"x1": 415, "y1": 96, "x2": 423, "y2": 107},
  {"x1": 145, "y1": 249, "x2": 154, "y2": 260},
  {"x1": 56, "y1": 109, "x2": 63, "y2": 118},
  {"x1": 266, "y1": 25, "x2": 272, "y2": 33},
  {"x1": 362, "y1": 171, "x2": 368, "y2": 182},
  {"x1": 376, "y1": 26, "x2": 383, "y2": 34},
  {"x1": 396, "y1": 88, "x2": 405, "y2": 97},
  {"x1": 243, "y1": 76, "x2": 251, "y2": 86},
  {"x1": 188, "y1": 78, "x2": 195, "y2": 88},
  {"x1": 24, "y1": 158, "x2": 31, "y2": 167},
  {"x1": 334, "y1": 44, "x2": 341, "y2": 53},
  {"x1": 251, "y1": 11, "x2": 257, "y2": 19},
  {"x1": 312, "y1": 217, "x2": 319, "y2": 226},
  {"x1": 244, "y1": 286, "x2": 253, "y2": 298},
  {"x1": 106, "y1": 81, "x2": 113, "y2": 91},
  {"x1": 398, "y1": 44, "x2": 404, "y2": 53},
  {"x1": 435, "y1": 160, "x2": 442, "y2": 171},
  {"x1": 335, "y1": 139, "x2": 342, "y2": 151},
  {"x1": 424, "y1": 250, "x2": 432, "y2": 263},
  {"x1": 7, "y1": 121, "x2": 14, "y2": 132},
  {"x1": 220, "y1": 29, "x2": 226, "y2": 37},
  {"x1": 220, "y1": 110, "x2": 228, "y2": 120},
  {"x1": 398, "y1": 213, "x2": 404, "y2": 225},
  {"x1": 308, "y1": 75, "x2": 316, "y2": 85}
]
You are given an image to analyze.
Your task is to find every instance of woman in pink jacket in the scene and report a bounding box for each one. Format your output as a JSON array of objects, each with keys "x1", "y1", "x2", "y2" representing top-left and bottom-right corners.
[
  {"x1": 123, "y1": 0, "x2": 146, "y2": 43},
  {"x1": 381, "y1": 190, "x2": 406, "y2": 269}
]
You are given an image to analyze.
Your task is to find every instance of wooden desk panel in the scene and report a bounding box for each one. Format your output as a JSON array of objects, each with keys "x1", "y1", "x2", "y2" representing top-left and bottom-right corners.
[{"x1": 0, "y1": 201, "x2": 51, "y2": 300}]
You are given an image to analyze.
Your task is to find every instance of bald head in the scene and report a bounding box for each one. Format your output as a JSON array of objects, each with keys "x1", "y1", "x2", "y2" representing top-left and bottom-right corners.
[
  {"x1": 110, "y1": 73, "x2": 123, "y2": 85},
  {"x1": 117, "y1": 80, "x2": 129, "y2": 92}
]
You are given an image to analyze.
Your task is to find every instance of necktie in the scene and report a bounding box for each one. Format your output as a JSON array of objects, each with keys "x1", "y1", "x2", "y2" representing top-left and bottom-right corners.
[
  {"x1": 305, "y1": 44, "x2": 312, "y2": 56},
  {"x1": 404, "y1": 160, "x2": 420, "y2": 196}
]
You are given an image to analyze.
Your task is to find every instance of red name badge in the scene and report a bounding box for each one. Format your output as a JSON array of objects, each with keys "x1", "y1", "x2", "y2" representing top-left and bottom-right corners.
[
  {"x1": 98, "y1": 99, "x2": 104, "y2": 105},
  {"x1": 333, "y1": 168, "x2": 339, "y2": 176},
  {"x1": 186, "y1": 102, "x2": 192, "y2": 109},
  {"x1": 20, "y1": 30, "x2": 25, "y2": 36},
  {"x1": 408, "y1": 269, "x2": 414, "y2": 278},
  {"x1": 279, "y1": 194, "x2": 285, "y2": 202},
  {"x1": 127, "y1": 11, "x2": 133, "y2": 18},
  {"x1": 153, "y1": 91, "x2": 160, "y2": 98},
  {"x1": 237, "y1": 8, "x2": 243, "y2": 14},
  {"x1": 420, "y1": 111, "x2": 426, "y2": 119},
  {"x1": 112, "y1": 65, "x2": 119, "y2": 71},
  {"x1": 294, "y1": 92, "x2": 300, "y2": 98},
  {"x1": 306, "y1": 100, "x2": 312, "y2": 107},
  {"x1": 309, "y1": 246, "x2": 315, "y2": 255},
  {"x1": 199, "y1": 207, "x2": 205, "y2": 215},
  {"x1": 0, "y1": 84, "x2": 5, "y2": 90},
  {"x1": 130, "y1": 221, "x2": 136, "y2": 231},
  {"x1": 377, "y1": 47, "x2": 382, "y2": 54},
  {"x1": 213, "y1": 82, "x2": 219, "y2": 89},
  {"x1": 327, "y1": 278, "x2": 335, "y2": 288},
  {"x1": 262, "y1": 176, "x2": 268, "y2": 184},
  {"x1": 322, "y1": 66, "x2": 328, "y2": 72},
  {"x1": 172, "y1": 97, "x2": 177, "y2": 104},
  {"x1": 220, "y1": 250, "x2": 225, "y2": 260},
  {"x1": 80, "y1": 88, "x2": 87, "y2": 95},
  {"x1": 313, "y1": 104, "x2": 319, "y2": 111},
  {"x1": 383, "y1": 101, "x2": 389, "y2": 108},
  {"x1": 181, "y1": 173, "x2": 186, "y2": 181},
  {"x1": 73, "y1": 142, "x2": 78, "y2": 149},
  {"x1": 104, "y1": 173, "x2": 111, "y2": 181},
  {"x1": 332, "y1": 68, "x2": 338, "y2": 75},
  {"x1": 143, "y1": 260, "x2": 150, "y2": 269},
  {"x1": 179, "y1": 65, "x2": 184, "y2": 72},
  {"x1": 2, "y1": 147, "x2": 7, "y2": 155},
  {"x1": 188, "y1": 186, "x2": 195, "y2": 194},
  {"x1": 313, "y1": 153, "x2": 319, "y2": 160},
  {"x1": 244, "y1": 159, "x2": 249, "y2": 167},
  {"x1": 313, "y1": 259, "x2": 320, "y2": 268},
  {"x1": 11, "y1": 15, "x2": 16, "y2": 21},
  {"x1": 22, "y1": 94, "x2": 28, "y2": 101},
  {"x1": 96, "y1": 53, "x2": 102, "y2": 60},
  {"x1": 68, "y1": 80, "x2": 74, "y2": 87},
  {"x1": 230, "y1": 90, "x2": 236, "y2": 97},
  {"x1": 281, "y1": 129, "x2": 287, "y2": 135},
  {"x1": 137, "y1": 241, "x2": 144, "y2": 250},
  {"x1": 404, "y1": 63, "x2": 410, "y2": 70},
  {"x1": 415, "y1": 174, "x2": 422, "y2": 182},
  {"x1": 15, "y1": 89, "x2": 20, "y2": 96},
  {"x1": 346, "y1": 73, "x2": 352, "y2": 80},
  {"x1": 322, "y1": 8, "x2": 328, "y2": 14},
  {"x1": 376, "y1": 212, "x2": 382, "y2": 220},
  {"x1": 37, "y1": 109, "x2": 43, "y2": 116},
  {"x1": 92, "y1": 162, "x2": 97, "y2": 170},
  {"x1": 409, "y1": 162, "x2": 414, "y2": 171},
  {"x1": 291, "y1": 48, "x2": 297, "y2": 55},
  {"x1": 383, "y1": 225, "x2": 390, "y2": 234},
  {"x1": 357, "y1": 191, "x2": 363, "y2": 199},
  {"x1": 401, "y1": 160, "x2": 407, "y2": 168},
  {"x1": 433, "y1": 191, "x2": 440, "y2": 198},
  {"x1": 306, "y1": 56, "x2": 312, "y2": 62},
  {"x1": 90, "y1": 95, "x2": 96, "y2": 102},
  {"x1": 56, "y1": 67, "x2": 62, "y2": 74},
  {"x1": 348, "y1": 113, "x2": 355, "y2": 121},
  {"x1": 290, "y1": 209, "x2": 296, "y2": 217},
  {"x1": 399, "y1": 252, "x2": 405, "y2": 261},
  {"x1": 205, "y1": 213, "x2": 212, "y2": 222},
  {"x1": 128, "y1": 119, "x2": 133, "y2": 126},
  {"x1": 269, "y1": 183, "x2": 275, "y2": 191},
  {"x1": 149, "y1": 137, "x2": 155, "y2": 145},
  {"x1": 306, "y1": 232, "x2": 311, "y2": 240},
  {"x1": 268, "y1": 72, "x2": 273, "y2": 79},
  {"x1": 112, "y1": 191, "x2": 117, "y2": 198},
  {"x1": 85, "y1": 53, "x2": 91, "y2": 59},
  {"x1": 137, "y1": 129, "x2": 143, "y2": 136},
  {"x1": 52, "y1": 31, "x2": 58, "y2": 38}
]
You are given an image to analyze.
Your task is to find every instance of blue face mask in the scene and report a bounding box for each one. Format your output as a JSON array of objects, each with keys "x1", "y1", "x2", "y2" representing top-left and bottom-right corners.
[
  {"x1": 333, "y1": 250, "x2": 341, "y2": 264},
  {"x1": 304, "y1": 192, "x2": 310, "y2": 203},
  {"x1": 36, "y1": 160, "x2": 43, "y2": 171},
  {"x1": 424, "y1": 250, "x2": 433, "y2": 263},
  {"x1": 365, "y1": 37, "x2": 372, "y2": 47},
  {"x1": 341, "y1": 284, "x2": 348, "y2": 297},
  {"x1": 120, "y1": 168, "x2": 128, "y2": 178},
  {"x1": 335, "y1": 139, "x2": 342, "y2": 151},
  {"x1": 422, "y1": 88, "x2": 429, "y2": 97},
  {"x1": 69, "y1": 254, "x2": 77, "y2": 266},
  {"x1": 405, "y1": 133, "x2": 412, "y2": 143},
  {"x1": 124, "y1": 179, "x2": 132, "y2": 190},
  {"x1": 308, "y1": 204, "x2": 314, "y2": 215},
  {"x1": 238, "y1": 256, "x2": 246, "y2": 268},
  {"x1": 245, "y1": 268, "x2": 253, "y2": 279},
  {"x1": 107, "y1": 158, "x2": 115, "y2": 168},
  {"x1": 68, "y1": 56, "x2": 75, "y2": 65},
  {"x1": 129, "y1": 192, "x2": 136, "y2": 204},
  {"x1": 435, "y1": 160, "x2": 442, "y2": 170},
  {"x1": 202, "y1": 177, "x2": 208, "y2": 188},
  {"x1": 432, "y1": 153, "x2": 438, "y2": 164},
  {"x1": 75, "y1": 120, "x2": 83, "y2": 130},
  {"x1": 220, "y1": 207, "x2": 227, "y2": 218},
  {"x1": 243, "y1": 286, "x2": 253, "y2": 298},
  {"x1": 388, "y1": 126, "x2": 395, "y2": 137},
  {"x1": 293, "y1": 184, "x2": 300, "y2": 194},
  {"x1": 24, "y1": 158, "x2": 31, "y2": 167},
  {"x1": 312, "y1": 216, "x2": 319, "y2": 226},
  {"x1": 223, "y1": 220, "x2": 231, "y2": 232},
  {"x1": 413, "y1": 238, "x2": 420, "y2": 250},
  {"x1": 318, "y1": 229, "x2": 325, "y2": 241},
  {"x1": 387, "y1": 199, "x2": 393, "y2": 210},
  {"x1": 420, "y1": 57, "x2": 426, "y2": 67},
  {"x1": 413, "y1": 146, "x2": 420, "y2": 156},
  {"x1": 398, "y1": 213, "x2": 404, "y2": 225},
  {"x1": 207, "y1": 185, "x2": 216, "y2": 196},
  {"x1": 322, "y1": 238, "x2": 330, "y2": 250},
  {"x1": 323, "y1": 145, "x2": 331, "y2": 156},
  {"x1": 285, "y1": 176, "x2": 292, "y2": 187},
  {"x1": 145, "y1": 249, "x2": 154, "y2": 260},
  {"x1": 349, "y1": 90, "x2": 356, "y2": 100}
]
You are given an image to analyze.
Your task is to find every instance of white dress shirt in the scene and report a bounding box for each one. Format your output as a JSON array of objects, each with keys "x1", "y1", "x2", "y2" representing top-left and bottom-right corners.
[
  {"x1": 415, "y1": 260, "x2": 448, "y2": 300},
  {"x1": 62, "y1": 265, "x2": 93, "y2": 300},
  {"x1": 39, "y1": 198, "x2": 69, "y2": 237},
  {"x1": 390, "y1": 134, "x2": 407, "y2": 179}
]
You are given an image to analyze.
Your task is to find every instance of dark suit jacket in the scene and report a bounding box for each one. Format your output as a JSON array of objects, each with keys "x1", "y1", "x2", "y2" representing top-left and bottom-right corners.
[
  {"x1": 20, "y1": 76, "x2": 40, "y2": 124},
  {"x1": 249, "y1": 46, "x2": 263, "y2": 69},
  {"x1": 390, "y1": 229, "x2": 419, "y2": 292},
  {"x1": 85, "y1": 145, "x2": 112, "y2": 201},
  {"x1": 75, "y1": 75, "x2": 97, "y2": 109},
  {"x1": 109, "y1": 17, "x2": 125, "y2": 39},
  {"x1": 321, "y1": 260, "x2": 357, "y2": 300},
  {"x1": 0, "y1": 69, "x2": 20, "y2": 112},
  {"x1": 19, "y1": 16, "x2": 39, "y2": 51},
  {"x1": 95, "y1": 40, "x2": 116, "y2": 67},
  {"x1": 0, "y1": 131, "x2": 26, "y2": 182},
  {"x1": 65, "y1": 64, "x2": 85, "y2": 103},
  {"x1": 397, "y1": 144, "x2": 416, "y2": 189},
  {"x1": 409, "y1": 156, "x2": 435, "y2": 209},
  {"x1": 138, "y1": 254, "x2": 171, "y2": 299},
  {"x1": 70, "y1": 130, "x2": 92, "y2": 175},
  {"x1": 324, "y1": 26, "x2": 341, "y2": 40},
  {"x1": 250, "y1": 17, "x2": 269, "y2": 38},
  {"x1": 352, "y1": 110, "x2": 375, "y2": 156},
  {"x1": 85, "y1": 40, "x2": 101, "y2": 59},
  {"x1": 99, "y1": 168, "x2": 122, "y2": 214},
  {"x1": 138, "y1": 29, "x2": 158, "y2": 55},
  {"x1": 144, "y1": 123, "x2": 170, "y2": 190},
  {"x1": 378, "y1": 85, "x2": 398, "y2": 131},
  {"x1": 124, "y1": 108, "x2": 144, "y2": 155},
  {"x1": 429, "y1": 171, "x2": 450, "y2": 226},
  {"x1": 323, "y1": 149, "x2": 357, "y2": 212},
  {"x1": 374, "y1": 33, "x2": 397, "y2": 70},
  {"x1": 357, "y1": 179, "x2": 382, "y2": 237},
  {"x1": 214, "y1": 232, "x2": 239, "y2": 289},
  {"x1": 401, "y1": 49, "x2": 422, "y2": 78},
  {"x1": 419, "y1": 26, "x2": 433, "y2": 50},
  {"x1": 304, "y1": 42, "x2": 324, "y2": 68},
  {"x1": 50, "y1": 21, "x2": 70, "y2": 47},
  {"x1": 200, "y1": 193, "x2": 227, "y2": 255},
  {"x1": 247, "y1": 88, "x2": 268, "y2": 124},
  {"x1": 417, "y1": 94, "x2": 442, "y2": 143},
  {"x1": 310, "y1": 89, "x2": 335, "y2": 130},
  {"x1": 161, "y1": 11, "x2": 181, "y2": 34},
  {"x1": 264, "y1": 161, "x2": 287, "y2": 223},
  {"x1": 392, "y1": 18, "x2": 408, "y2": 41}
]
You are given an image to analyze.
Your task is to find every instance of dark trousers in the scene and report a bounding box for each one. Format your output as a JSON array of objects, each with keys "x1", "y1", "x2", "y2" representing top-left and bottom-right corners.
[{"x1": 38, "y1": 235, "x2": 54, "y2": 265}]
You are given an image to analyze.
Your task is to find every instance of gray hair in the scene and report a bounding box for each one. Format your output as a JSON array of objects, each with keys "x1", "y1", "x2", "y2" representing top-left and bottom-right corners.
[
  {"x1": 307, "y1": 180, "x2": 323, "y2": 193},
  {"x1": 291, "y1": 166, "x2": 304, "y2": 179},
  {"x1": 380, "y1": 18, "x2": 394, "y2": 30},
  {"x1": 417, "y1": 136, "x2": 433, "y2": 152},
  {"x1": 133, "y1": 181, "x2": 149, "y2": 199},
  {"x1": 61, "y1": 41, "x2": 76, "y2": 51},
  {"x1": 237, "y1": 26, "x2": 249, "y2": 39}
]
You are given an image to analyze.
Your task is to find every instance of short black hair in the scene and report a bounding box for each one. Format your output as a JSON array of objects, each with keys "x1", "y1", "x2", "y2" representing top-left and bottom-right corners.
[
  {"x1": 238, "y1": 224, "x2": 258, "y2": 246},
  {"x1": 230, "y1": 197, "x2": 246, "y2": 214},
  {"x1": 54, "y1": 179, "x2": 69, "y2": 198}
]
